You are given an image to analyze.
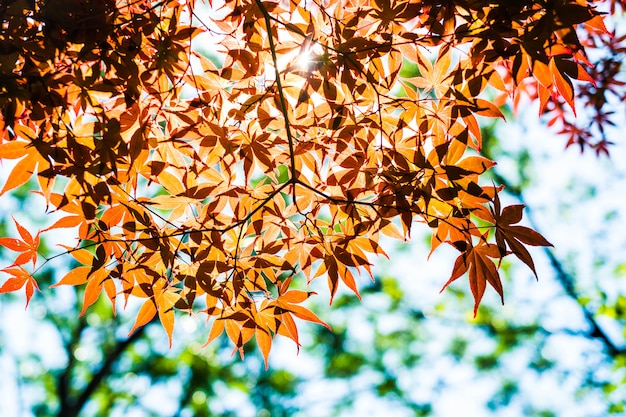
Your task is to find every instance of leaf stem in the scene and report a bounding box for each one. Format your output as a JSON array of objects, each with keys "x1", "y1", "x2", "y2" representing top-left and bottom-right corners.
[{"x1": 255, "y1": 0, "x2": 298, "y2": 183}]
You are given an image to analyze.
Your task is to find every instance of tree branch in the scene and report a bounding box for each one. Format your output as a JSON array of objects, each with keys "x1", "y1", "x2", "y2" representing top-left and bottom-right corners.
[
  {"x1": 57, "y1": 325, "x2": 147, "y2": 417},
  {"x1": 488, "y1": 168, "x2": 624, "y2": 357},
  {"x1": 56, "y1": 315, "x2": 88, "y2": 415},
  {"x1": 255, "y1": 0, "x2": 298, "y2": 182}
]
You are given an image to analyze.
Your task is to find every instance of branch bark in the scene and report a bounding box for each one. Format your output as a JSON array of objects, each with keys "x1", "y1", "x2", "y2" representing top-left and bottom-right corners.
[{"x1": 56, "y1": 325, "x2": 146, "y2": 417}]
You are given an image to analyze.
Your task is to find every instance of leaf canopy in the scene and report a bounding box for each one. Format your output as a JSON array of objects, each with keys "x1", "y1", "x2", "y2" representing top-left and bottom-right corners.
[{"x1": 0, "y1": 0, "x2": 609, "y2": 364}]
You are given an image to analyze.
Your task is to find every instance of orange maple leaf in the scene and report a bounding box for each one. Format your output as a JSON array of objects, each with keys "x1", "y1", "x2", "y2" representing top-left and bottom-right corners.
[
  {"x1": 0, "y1": 217, "x2": 40, "y2": 266},
  {"x1": 0, "y1": 133, "x2": 48, "y2": 196},
  {"x1": 441, "y1": 239, "x2": 503, "y2": 316},
  {"x1": 0, "y1": 266, "x2": 40, "y2": 308}
]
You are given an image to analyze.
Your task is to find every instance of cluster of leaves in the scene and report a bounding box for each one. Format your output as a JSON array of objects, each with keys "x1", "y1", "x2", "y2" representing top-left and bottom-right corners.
[
  {"x1": 509, "y1": 1, "x2": 626, "y2": 155},
  {"x1": 0, "y1": 0, "x2": 609, "y2": 364},
  {"x1": 555, "y1": 21, "x2": 626, "y2": 155}
]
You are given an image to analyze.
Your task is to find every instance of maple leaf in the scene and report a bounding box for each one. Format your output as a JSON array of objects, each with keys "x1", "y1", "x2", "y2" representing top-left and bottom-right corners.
[
  {"x1": 153, "y1": 280, "x2": 180, "y2": 348},
  {"x1": 247, "y1": 279, "x2": 331, "y2": 365},
  {"x1": 549, "y1": 57, "x2": 576, "y2": 115},
  {"x1": 0, "y1": 266, "x2": 40, "y2": 308},
  {"x1": 0, "y1": 132, "x2": 48, "y2": 196},
  {"x1": 0, "y1": 217, "x2": 40, "y2": 267},
  {"x1": 409, "y1": 46, "x2": 452, "y2": 98},
  {"x1": 491, "y1": 194, "x2": 553, "y2": 277},
  {"x1": 128, "y1": 299, "x2": 157, "y2": 338},
  {"x1": 51, "y1": 267, "x2": 117, "y2": 317},
  {"x1": 255, "y1": 326, "x2": 273, "y2": 369},
  {"x1": 275, "y1": 289, "x2": 330, "y2": 331},
  {"x1": 441, "y1": 239, "x2": 504, "y2": 316},
  {"x1": 0, "y1": 0, "x2": 611, "y2": 362}
]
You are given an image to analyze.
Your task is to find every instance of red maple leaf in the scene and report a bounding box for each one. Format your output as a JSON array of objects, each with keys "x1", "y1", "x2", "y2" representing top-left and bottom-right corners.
[
  {"x1": 441, "y1": 239, "x2": 504, "y2": 316},
  {"x1": 491, "y1": 194, "x2": 553, "y2": 277}
]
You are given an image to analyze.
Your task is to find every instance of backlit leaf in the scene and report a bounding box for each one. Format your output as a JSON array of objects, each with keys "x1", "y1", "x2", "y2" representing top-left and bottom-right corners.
[
  {"x1": 0, "y1": 0, "x2": 605, "y2": 362},
  {"x1": 128, "y1": 299, "x2": 158, "y2": 337},
  {"x1": 0, "y1": 266, "x2": 40, "y2": 308}
]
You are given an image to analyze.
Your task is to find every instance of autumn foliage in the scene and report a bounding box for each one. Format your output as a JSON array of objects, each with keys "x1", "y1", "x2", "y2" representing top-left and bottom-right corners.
[{"x1": 0, "y1": 0, "x2": 616, "y2": 365}]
